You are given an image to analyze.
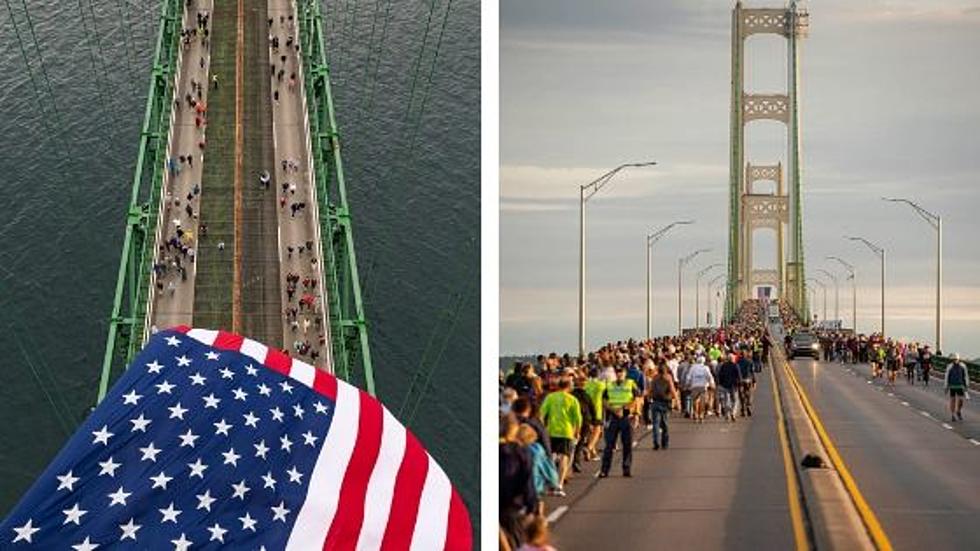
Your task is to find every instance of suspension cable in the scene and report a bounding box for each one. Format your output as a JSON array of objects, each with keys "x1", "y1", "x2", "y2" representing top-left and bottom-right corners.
[
  {"x1": 404, "y1": 0, "x2": 437, "y2": 120},
  {"x1": 409, "y1": 0, "x2": 453, "y2": 150}
]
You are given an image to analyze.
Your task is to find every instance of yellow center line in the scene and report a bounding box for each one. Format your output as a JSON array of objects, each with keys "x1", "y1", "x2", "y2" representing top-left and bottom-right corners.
[
  {"x1": 781, "y1": 355, "x2": 894, "y2": 551},
  {"x1": 770, "y1": 352, "x2": 812, "y2": 551},
  {"x1": 232, "y1": 0, "x2": 244, "y2": 333}
]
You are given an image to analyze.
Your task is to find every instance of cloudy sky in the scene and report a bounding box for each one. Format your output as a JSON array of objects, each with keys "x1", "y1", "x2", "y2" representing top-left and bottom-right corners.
[{"x1": 500, "y1": 0, "x2": 980, "y2": 357}]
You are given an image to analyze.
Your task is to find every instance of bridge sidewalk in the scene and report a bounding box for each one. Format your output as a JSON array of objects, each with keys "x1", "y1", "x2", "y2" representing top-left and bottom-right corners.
[{"x1": 548, "y1": 370, "x2": 795, "y2": 550}]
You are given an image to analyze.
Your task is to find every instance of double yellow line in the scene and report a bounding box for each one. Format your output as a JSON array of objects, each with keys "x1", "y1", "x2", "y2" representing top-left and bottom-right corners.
[
  {"x1": 780, "y1": 358, "x2": 894, "y2": 551},
  {"x1": 770, "y1": 355, "x2": 812, "y2": 551}
]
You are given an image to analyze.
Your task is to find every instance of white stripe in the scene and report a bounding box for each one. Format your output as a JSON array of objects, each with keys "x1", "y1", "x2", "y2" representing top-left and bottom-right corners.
[
  {"x1": 355, "y1": 407, "x2": 407, "y2": 551},
  {"x1": 285, "y1": 381, "x2": 360, "y2": 550},
  {"x1": 546, "y1": 505, "x2": 569, "y2": 524},
  {"x1": 187, "y1": 328, "x2": 218, "y2": 345},
  {"x1": 289, "y1": 360, "x2": 316, "y2": 388},
  {"x1": 239, "y1": 338, "x2": 268, "y2": 364},
  {"x1": 409, "y1": 455, "x2": 452, "y2": 551}
]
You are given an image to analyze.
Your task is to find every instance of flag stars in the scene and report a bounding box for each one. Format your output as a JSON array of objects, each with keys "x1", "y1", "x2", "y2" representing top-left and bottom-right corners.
[
  {"x1": 207, "y1": 522, "x2": 228, "y2": 543},
  {"x1": 155, "y1": 380, "x2": 176, "y2": 394},
  {"x1": 238, "y1": 512, "x2": 258, "y2": 532},
  {"x1": 302, "y1": 430, "x2": 319, "y2": 447},
  {"x1": 159, "y1": 502, "x2": 181, "y2": 523},
  {"x1": 271, "y1": 501, "x2": 291, "y2": 522},
  {"x1": 165, "y1": 335, "x2": 181, "y2": 346},
  {"x1": 119, "y1": 518, "x2": 141, "y2": 541},
  {"x1": 270, "y1": 406, "x2": 285, "y2": 422},
  {"x1": 257, "y1": 383, "x2": 272, "y2": 396},
  {"x1": 262, "y1": 471, "x2": 277, "y2": 490},
  {"x1": 222, "y1": 447, "x2": 242, "y2": 467},
  {"x1": 187, "y1": 458, "x2": 208, "y2": 479},
  {"x1": 205, "y1": 351, "x2": 221, "y2": 361},
  {"x1": 56, "y1": 470, "x2": 80, "y2": 491},
  {"x1": 293, "y1": 403, "x2": 305, "y2": 419},
  {"x1": 168, "y1": 402, "x2": 189, "y2": 420},
  {"x1": 245, "y1": 364, "x2": 258, "y2": 376},
  {"x1": 12, "y1": 518, "x2": 40, "y2": 543},
  {"x1": 107, "y1": 486, "x2": 132, "y2": 507},
  {"x1": 231, "y1": 479, "x2": 251, "y2": 500},
  {"x1": 150, "y1": 471, "x2": 173, "y2": 490},
  {"x1": 196, "y1": 489, "x2": 216, "y2": 512},
  {"x1": 98, "y1": 456, "x2": 121, "y2": 477},
  {"x1": 313, "y1": 401, "x2": 329, "y2": 415},
  {"x1": 279, "y1": 380, "x2": 294, "y2": 394},
  {"x1": 178, "y1": 428, "x2": 199, "y2": 448},
  {"x1": 203, "y1": 393, "x2": 221, "y2": 408},
  {"x1": 189, "y1": 372, "x2": 207, "y2": 386},
  {"x1": 130, "y1": 413, "x2": 152, "y2": 432},
  {"x1": 71, "y1": 536, "x2": 99, "y2": 551},
  {"x1": 214, "y1": 419, "x2": 233, "y2": 436},
  {"x1": 254, "y1": 439, "x2": 270, "y2": 459},
  {"x1": 172, "y1": 533, "x2": 193, "y2": 551},
  {"x1": 243, "y1": 411, "x2": 260, "y2": 427},
  {"x1": 220, "y1": 367, "x2": 235, "y2": 380},
  {"x1": 280, "y1": 434, "x2": 294, "y2": 453},
  {"x1": 62, "y1": 502, "x2": 87, "y2": 525},
  {"x1": 146, "y1": 360, "x2": 165, "y2": 373},
  {"x1": 175, "y1": 355, "x2": 192, "y2": 367},
  {"x1": 122, "y1": 389, "x2": 142, "y2": 405},
  {"x1": 232, "y1": 387, "x2": 249, "y2": 401},
  {"x1": 92, "y1": 425, "x2": 113, "y2": 445},
  {"x1": 287, "y1": 466, "x2": 303, "y2": 484},
  {"x1": 139, "y1": 442, "x2": 162, "y2": 462}
]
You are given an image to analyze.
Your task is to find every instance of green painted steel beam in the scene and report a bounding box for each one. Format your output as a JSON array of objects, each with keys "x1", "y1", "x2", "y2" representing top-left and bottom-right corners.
[{"x1": 299, "y1": 0, "x2": 375, "y2": 395}]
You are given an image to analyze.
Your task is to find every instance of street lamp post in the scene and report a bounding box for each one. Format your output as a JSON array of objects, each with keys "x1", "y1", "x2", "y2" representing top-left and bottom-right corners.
[
  {"x1": 807, "y1": 278, "x2": 827, "y2": 322},
  {"x1": 578, "y1": 161, "x2": 658, "y2": 357},
  {"x1": 646, "y1": 220, "x2": 694, "y2": 340},
  {"x1": 883, "y1": 197, "x2": 942, "y2": 351},
  {"x1": 678, "y1": 248, "x2": 710, "y2": 335},
  {"x1": 817, "y1": 268, "x2": 840, "y2": 324},
  {"x1": 827, "y1": 256, "x2": 856, "y2": 333},
  {"x1": 847, "y1": 236, "x2": 886, "y2": 337},
  {"x1": 708, "y1": 273, "x2": 725, "y2": 328},
  {"x1": 696, "y1": 263, "x2": 722, "y2": 329}
]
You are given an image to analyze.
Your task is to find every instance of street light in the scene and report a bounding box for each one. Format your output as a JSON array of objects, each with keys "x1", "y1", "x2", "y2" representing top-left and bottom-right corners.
[
  {"x1": 807, "y1": 278, "x2": 827, "y2": 322},
  {"x1": 678, "y1": 248, "x2": 711, "y2": 335},
  {"x1": 708, "y1": 273, "x2": 726, "y2": 328},
  {"x1": 646, "y1": 220, "x2": 694, "y2": 340},
  {"x1": 883, "y1": 197, "x2": 942, "y2": 351},
  {"x1": 817, "y1": 268, "x2": 839, "y2": 324},
  {"x1": 827, "y1": 256, "x2": 856, "y2": 333},
  {"x1": 578, "y1": 161, "x2": 658, "y2": 356},
  {"x1": 847, "y1": 236, "x2": 886, "y2": 337},
  {"x1": 696, "y1": 263, "x2": 722, "y2": 329}
]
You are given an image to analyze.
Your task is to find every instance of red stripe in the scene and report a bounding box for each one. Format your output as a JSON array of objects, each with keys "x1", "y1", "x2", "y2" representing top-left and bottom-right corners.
[
  {"x1": 172, "y1": 325, "x2": 191, "y2": 334},
  {"x1": 443, "y1": 489, "x2": 472, "y2": 551},
  {"x1": 322, "y1": 391, "x2": 383, "y2": 550},
  {"x1": 213, "y1": 330, "x2": 244, "y2": 351},
  {"x1": 379, "y1": 431, "x2": 429, "y2": 551},
  {"x1": 264, "y1": 347, "x2": 292, "y2": 375},
  {"x1": 312, "y1": 369, "x2": 338, "y2": 401}
]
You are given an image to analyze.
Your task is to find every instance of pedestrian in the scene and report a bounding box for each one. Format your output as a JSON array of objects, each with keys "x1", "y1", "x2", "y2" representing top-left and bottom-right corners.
[
  {"x1": 599, "y1": 366, "x2": 639, "y2": 478},
  {"x1": 217, "y1": 241, "x2": 225, "y2": 251},
  {"x1": 648, "y1": 363, "x2": 677, "y2": 448},
  {"x1": 945, "y1": 354, "x2": 970, "y2": 422},
  {"x1": 538, "y1": 377, "x2": 581, "y2": 496}
]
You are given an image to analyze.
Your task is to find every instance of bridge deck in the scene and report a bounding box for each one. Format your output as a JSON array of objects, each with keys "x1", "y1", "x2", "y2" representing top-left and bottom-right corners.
[{"x1": 146, "y1": 0, "x2": 331, "y2": 370}]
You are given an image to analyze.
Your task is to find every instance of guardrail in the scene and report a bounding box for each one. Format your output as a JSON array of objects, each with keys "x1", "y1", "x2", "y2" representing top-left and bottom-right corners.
[{"x1": 931, "y1": 356, "x2": 980, "y2": 389}]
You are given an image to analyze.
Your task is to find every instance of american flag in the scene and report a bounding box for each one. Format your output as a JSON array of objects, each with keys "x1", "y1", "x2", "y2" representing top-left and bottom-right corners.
[{"x1": 1, "y1": 327, "x2": 471, "y2": 550}]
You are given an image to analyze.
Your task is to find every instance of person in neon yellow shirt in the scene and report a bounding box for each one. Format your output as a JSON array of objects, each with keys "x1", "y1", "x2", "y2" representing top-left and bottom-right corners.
[
  {"x1": 539, "y1": 377, "x2": 582, "y2": 495},
  {"x1": 583, "y1": 368, "x2": 606, "y2": 460}
]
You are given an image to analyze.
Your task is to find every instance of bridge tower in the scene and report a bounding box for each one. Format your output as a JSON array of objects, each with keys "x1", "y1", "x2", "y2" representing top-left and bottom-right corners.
[{"x1": 725, "y1": 0, "x2": 809, "y2": 321}]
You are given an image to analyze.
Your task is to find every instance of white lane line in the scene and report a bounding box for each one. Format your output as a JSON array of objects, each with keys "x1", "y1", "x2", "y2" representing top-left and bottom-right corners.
[
  {"x1": 887, "y1": 392, "x2": 894, "y2": 396},
  {"x1": 941, "y1": 423, "x2": 953, "y2": 430},
  {"x1": 901, "y1": 401, "x2": 910, "y2": 406},
  {"x1": 969, "y1": 439, "x2": 980, "y2": 446},
  {"x1": 920, "y1": 411, "x2": 932, "y2": 418},
  {"x1": 547, "y1": 505, "x2": 569, "y2": 524}
]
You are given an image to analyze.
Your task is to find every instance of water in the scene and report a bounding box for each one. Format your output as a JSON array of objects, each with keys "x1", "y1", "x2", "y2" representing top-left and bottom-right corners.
[{"x1": 0, "y1": 0, "x2": 480, "y2": 534}]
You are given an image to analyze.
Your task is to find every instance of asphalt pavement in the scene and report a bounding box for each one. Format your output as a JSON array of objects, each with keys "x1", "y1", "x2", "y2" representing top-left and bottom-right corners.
[{"x1": 787, "y1": 355, "x2": 980, "y2": 549}]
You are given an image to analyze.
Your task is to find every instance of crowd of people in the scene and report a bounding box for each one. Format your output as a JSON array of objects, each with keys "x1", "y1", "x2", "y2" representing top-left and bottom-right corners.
[{"x1": 499, "y1": 300, "x2": 774, "y2": 550}]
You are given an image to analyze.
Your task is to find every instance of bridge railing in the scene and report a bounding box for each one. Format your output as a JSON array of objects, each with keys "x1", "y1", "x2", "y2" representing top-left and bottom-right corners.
[
  {"x1": 297, "y1": 0, "x2": 375, "y2": 394},
  {"x1": 931, "y1": 356, "x2": 980, "y2": 389},
  {"x1": 97, "y1": 0, "x2": 182, "y2": 403}
]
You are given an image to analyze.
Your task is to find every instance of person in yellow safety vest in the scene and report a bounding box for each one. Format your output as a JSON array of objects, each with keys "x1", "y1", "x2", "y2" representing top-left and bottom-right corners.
[
  {"x1": 583, "y1": 368, "x2": 606, "y2": 461},
  {"x1": 599, "y1": 366, "x2": 640, "y2": 478},
  {"x1": 538, "y1": 377, "x2": 582, "y2": 496}
]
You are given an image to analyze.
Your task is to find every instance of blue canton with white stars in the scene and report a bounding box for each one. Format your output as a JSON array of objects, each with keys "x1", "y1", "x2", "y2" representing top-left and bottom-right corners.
[{"x1": 1, "y1": 329, "x2": 335, "y2": 550}]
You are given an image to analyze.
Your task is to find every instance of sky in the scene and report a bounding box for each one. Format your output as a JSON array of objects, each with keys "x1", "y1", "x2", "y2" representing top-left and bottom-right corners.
[{"x1": 500, "y1": 0, "x2": 980, "y2": 357}]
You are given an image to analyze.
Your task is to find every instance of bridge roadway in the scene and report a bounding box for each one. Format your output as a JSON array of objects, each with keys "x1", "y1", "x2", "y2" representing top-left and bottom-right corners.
[
  {"x1": 146, "y1": 0, "x2": 331, "y2": 370},
  {"x1": 549, "y1": 355, "x2": 980, "y2": 550}
]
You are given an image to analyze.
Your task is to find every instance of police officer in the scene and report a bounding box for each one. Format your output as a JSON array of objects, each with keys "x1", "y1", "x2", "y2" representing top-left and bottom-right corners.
[{"x1": 599, "y1": 365, "x2": 640, "y2": 478}]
